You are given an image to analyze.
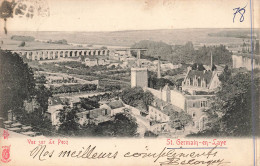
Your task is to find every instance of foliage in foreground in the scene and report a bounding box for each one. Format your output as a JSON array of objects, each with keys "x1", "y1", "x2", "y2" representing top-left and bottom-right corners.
[{"x1": 188, "y1": 69, "x2": 260, "y2": 137}]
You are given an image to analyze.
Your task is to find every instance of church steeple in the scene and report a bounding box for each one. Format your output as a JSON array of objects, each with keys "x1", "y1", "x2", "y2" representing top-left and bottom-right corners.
[{"x1": 157, "y1": 56, "x2": 161, "y2": 78}]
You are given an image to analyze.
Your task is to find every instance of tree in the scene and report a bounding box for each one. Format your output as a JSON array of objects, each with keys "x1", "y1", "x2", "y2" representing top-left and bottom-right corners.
[
  {"x1": 35, "y1": 75, "x2": 47, "y2": 84},
  {"x1": 143, "y1": 91, "x2": 154, "y2": 111},
  {"x1": 100, "y1": 46, "x2": 107, "y2": 50},
  {"x1": 120, "y1": 87, "x2": 154, "y2": 110},
  {"x1": 80, "y1": 98, "x2": 100, "y2": 110},
  {"x1": 195, "y1": 45, "x2": 233, "y2": 66},
  {"x1": 148, "y1": 77, "x2": 174, "y2": 90},
  {"x1": 144, "y1": 131, "x2": 158, "y2": 137},
  {"x1": 94, "y1": 112, "x2": 138, "y2": 137},
  {"x1": 0, "y1": 0, "x2": 15, "y2": 34},
  {"x1": 218, "y1": 65, "x2": 231, "y2": 82},
  {"x1": 194, "y1": 71, "x2": 259, "y2": 137},
  {"x1": 131, "y1": 40, "x2": 173, "y2": 60},
  {"x1": 19, "y1": 41, "x2": 26, "y2": 47},
  {"x1": 35, "y1": 85, "x2": 52, "y2": 114},
  {"x1": 18, "y1": 109, "x2": 55, "y2": 136},
  {"x1": 170, "y1": 111, "x2": 192, "y2": 130},
  {"x1": 58, "y1": 106, "x2": 80, "y2": 136},
  {"x1": 0, "y1": 50, "x2": 36, "y2": 119}
]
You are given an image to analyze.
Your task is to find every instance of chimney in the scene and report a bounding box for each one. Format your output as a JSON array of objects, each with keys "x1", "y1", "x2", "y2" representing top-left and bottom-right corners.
[
  {"x1": 210, "y1": 51, "x2": 213, "y2": 70},
  {"x1": 157, "y1": 56, "x2": 161, "y2": 78},
  {"x1": 137, "y1": 50, "x2": 141, "y2": 67}
]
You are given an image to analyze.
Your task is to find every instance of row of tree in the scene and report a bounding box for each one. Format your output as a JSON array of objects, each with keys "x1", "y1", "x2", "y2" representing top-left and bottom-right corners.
[
  {"x1": 131, "y1": 40, "x2": 233, "y2": 66},
  {"x1": 50, "y1": 84, "x2": 97, "y2": 94}
]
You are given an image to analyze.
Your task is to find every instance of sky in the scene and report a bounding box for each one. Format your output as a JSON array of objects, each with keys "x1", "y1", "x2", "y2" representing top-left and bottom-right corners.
[{"x1": 0, "y1": 0, "x2": 259, "y2": 32}]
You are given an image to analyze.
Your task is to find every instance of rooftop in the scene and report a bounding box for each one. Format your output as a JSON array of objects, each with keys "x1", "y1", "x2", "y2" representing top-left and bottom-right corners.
[
  {"x1": 186, "y1": 70, "x2": 213, "y2": 84},
  {"x1": 107, "y1": 100, "x2": 124, "y2": 109}
]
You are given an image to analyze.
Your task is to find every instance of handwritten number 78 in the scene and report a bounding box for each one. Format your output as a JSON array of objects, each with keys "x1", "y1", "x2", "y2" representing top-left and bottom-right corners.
[{"x1": 233, "y1": 5, "x2": 247, "y2": 23}]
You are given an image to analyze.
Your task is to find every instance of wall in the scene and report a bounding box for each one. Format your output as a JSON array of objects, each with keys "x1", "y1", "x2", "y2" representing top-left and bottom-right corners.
[
  {"x1": 170, "y1": 90, "x2": 186, "y2": 110},
  {"x1": 232, "y1": 55, "x2": 260, "y2": 70}
]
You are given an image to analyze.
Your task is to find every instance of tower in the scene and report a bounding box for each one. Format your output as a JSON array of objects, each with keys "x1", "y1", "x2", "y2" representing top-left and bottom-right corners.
[
  {"x1": 157, "y1": 56, "x2": 161, "y2": 78},
  {"x1": 131, "y1": 68, "x2": 148, "y2": 88},
  {"x1": 162, "y1": 84, "x2": 171, "y2": 103}
]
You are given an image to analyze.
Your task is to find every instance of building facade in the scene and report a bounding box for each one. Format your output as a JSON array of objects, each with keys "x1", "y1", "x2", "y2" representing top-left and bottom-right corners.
[{"x1": 131, "y1": 68, "x2": 148, "y2": 88}]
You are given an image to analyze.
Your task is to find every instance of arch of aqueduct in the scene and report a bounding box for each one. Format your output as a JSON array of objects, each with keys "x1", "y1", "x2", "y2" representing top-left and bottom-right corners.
[{"x1": 11, "y1": 48, "x2": 146, "y2": 61}]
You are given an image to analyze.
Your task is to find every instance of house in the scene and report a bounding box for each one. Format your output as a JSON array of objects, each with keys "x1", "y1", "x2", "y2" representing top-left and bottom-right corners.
[
  {"x1": 85, "y1": 58, "x2": 98, "y2": 67},
  {"x1": 147, "y1": 106, "x2": 170, "y2": 134},
  {"x1": 185, "y1": 95, "x2": 212, "y2": 131},
  {"x1": 144, "y1": 85, "x2": 186, "y2": 111},
  {"x1": 145, "y1": 85, "x2": 212, "y2": 131},
  {"x1": 77, "y1": 108, "x2": 111, "y2": 125},
  {"x1": 181, "y1": 66, "x2": 222, "y2": 94},
  {"x1": 46, "y1": 104, "x2": 64, "y2": 126},
  {"x1": 101, "y1": 100, "x2": 126, "y2": 116},
  {"x1": 148, "y1": 106, "x2": 169, "y2": 123},
  {"x1": 76, "y1": 100, "x2": 127, "y2": 125}
]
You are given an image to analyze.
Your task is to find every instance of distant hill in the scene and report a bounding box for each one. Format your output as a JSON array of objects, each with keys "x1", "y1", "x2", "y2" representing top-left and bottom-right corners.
[
  {"x1": 4, "y1": 29, "x2": 246, "y2": 47},
  {"x1": 208, "y1": 29, "x2": 259, "y2": 39},
  {"x1": 11, "y1": 35, "x2": 35, "y2": 42}
]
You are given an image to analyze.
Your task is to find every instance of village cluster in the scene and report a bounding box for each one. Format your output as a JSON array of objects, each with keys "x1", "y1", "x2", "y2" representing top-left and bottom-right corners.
[{"x1": 1, "y1": 37, "x2": 259, "y2": 138}]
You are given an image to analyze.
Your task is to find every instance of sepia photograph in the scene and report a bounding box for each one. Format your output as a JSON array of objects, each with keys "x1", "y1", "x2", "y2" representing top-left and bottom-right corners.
[{"x1": 0, "y1": 0, "x2": 259, "y2": 165}]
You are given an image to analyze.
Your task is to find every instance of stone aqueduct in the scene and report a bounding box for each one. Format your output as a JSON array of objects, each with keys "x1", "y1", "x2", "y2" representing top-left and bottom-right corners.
[{"x1": 11, "y1": 48, "x2": 146, "y2": 61}]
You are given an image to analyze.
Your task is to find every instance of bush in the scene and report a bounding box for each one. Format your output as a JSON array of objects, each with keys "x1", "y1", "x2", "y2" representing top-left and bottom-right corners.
[
  {"x1": 19, "y1": 41, "x2": 26, "y2": 47},
  {"x1": 11, "y1": 35, "x2": 35, "y2": 41}
]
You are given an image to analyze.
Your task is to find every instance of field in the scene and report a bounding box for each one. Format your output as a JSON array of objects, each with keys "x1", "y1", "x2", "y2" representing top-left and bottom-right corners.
[{"x1": 30, "y1": 61, "x2": 131, "y2": 89}]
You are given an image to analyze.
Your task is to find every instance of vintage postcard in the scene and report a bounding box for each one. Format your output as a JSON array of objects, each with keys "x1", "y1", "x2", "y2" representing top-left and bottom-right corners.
[{"x1": 0, "y1": 0, "x2": 259, "y2": 165}]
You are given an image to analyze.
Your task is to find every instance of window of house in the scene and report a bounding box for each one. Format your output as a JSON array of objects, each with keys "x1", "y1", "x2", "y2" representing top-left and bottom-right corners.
[
  {"x1": 204, "y1": 101, "x2": 207, "y2": 107},
  {"x1": 86, "y1": 114, "x2": 90, "y2": 119},
  {"x1": 201, "y1": 80, "x2": 206, "y2": 87},
  {"x1": 200, "y1": 101, "x2": 207, "y2": 107},
  {"x1": 194, "y1": 80, "x2": 198, "y2": 86},
  {"x1": 192, "y1": 112, "x2": 196, "y2": 117},
  {"x1": 186, "y1": 79, "x2": 190, "y2": 86},
  {"x1": 56, "y1": 113, "x2": 60, "y2": 120},
  {"x1": 105, "y1": 109, "x2": 108, "y2": 115},
  {"x1": 192, "y1": 102, "x2": 195, "y2": 107}
]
